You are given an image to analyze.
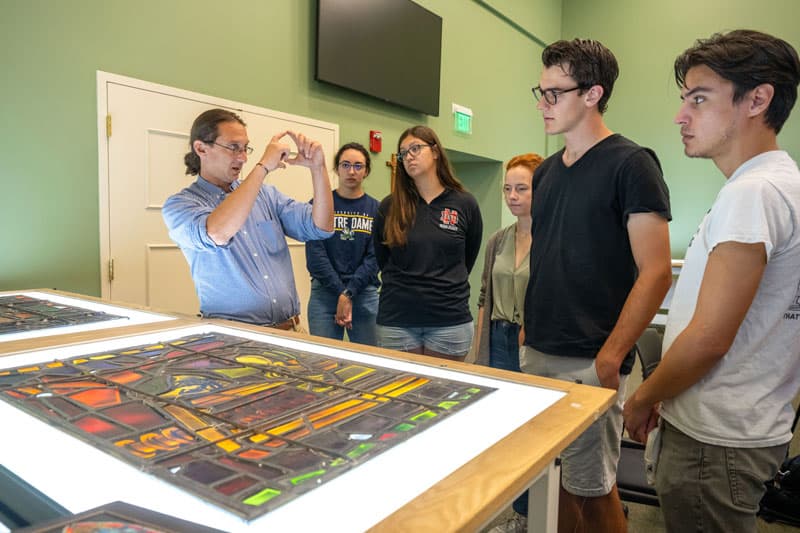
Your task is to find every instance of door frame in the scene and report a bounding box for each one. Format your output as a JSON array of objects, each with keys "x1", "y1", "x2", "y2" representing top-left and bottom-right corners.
[{"x1": 96, "y1": 70, "x2": 339, "y2": 301}]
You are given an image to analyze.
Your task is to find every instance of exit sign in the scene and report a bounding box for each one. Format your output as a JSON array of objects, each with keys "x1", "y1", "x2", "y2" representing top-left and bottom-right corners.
[{"x1": 452, "y1": 103, "x2": 473, "y2": 134}]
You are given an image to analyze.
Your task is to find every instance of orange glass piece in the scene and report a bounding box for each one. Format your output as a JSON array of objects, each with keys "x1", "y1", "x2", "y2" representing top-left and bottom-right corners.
[{"x1": 69, "y1": 387, "x2": 122, "y2": 408}]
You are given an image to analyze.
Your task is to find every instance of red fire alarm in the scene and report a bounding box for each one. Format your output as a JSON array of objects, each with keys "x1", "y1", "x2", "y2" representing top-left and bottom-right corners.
[{"x1": 369, "y1": 130, "x2": 382, "y2": 153}]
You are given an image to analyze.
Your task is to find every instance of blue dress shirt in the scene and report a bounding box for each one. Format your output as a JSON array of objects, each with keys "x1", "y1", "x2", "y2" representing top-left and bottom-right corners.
[{"x1": 162, "y1": 176, "x2": 333, "y2": 325}]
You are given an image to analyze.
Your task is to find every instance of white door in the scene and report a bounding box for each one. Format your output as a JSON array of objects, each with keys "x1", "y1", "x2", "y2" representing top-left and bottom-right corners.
[{"x1": 97, "y1": 72, "x2": 338, "y2": 329}]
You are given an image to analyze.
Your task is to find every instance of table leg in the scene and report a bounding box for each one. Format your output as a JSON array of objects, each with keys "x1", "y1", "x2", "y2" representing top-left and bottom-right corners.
[{"x1": 528, "y1": 460, "x2": 560, "y2": 533}]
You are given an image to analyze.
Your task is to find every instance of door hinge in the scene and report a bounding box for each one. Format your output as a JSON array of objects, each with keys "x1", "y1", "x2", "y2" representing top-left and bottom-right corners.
[
  {"x1": 106, "y1": 114, "x2": 112, "y2": 137},
  {"x1": 108, "y1": 259, "x2": 115, "y2": 282}
]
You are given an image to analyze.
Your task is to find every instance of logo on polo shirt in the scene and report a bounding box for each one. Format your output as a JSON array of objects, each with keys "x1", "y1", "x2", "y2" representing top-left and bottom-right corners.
[{"x1": 439, "y1": 208, "x2": 459, "y2": 230}]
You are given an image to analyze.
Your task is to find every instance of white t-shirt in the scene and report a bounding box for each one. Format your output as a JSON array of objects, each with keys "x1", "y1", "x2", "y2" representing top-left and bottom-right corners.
[{"x1": 661, "y1": 151, "x2": 800, "y2": 448}]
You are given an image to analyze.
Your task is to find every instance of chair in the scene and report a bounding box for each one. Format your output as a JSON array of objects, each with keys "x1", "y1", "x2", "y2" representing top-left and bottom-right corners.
[
  {"x1": 758, "y1": 398, "x2": 800, "y2": 525},
  {"x1": 617, "y1": 327, "x2": 663, "y2": 507}
]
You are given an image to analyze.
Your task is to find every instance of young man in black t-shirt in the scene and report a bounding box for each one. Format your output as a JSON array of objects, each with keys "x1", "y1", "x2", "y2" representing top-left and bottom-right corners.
[{"x1": 519, "y1": 39, "x2": 672, "y2": 533}]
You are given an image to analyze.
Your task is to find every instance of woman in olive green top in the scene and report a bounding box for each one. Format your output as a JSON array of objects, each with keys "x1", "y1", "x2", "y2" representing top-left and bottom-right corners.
[{"x1": 473, "y1": 153, "x2": 543, "y2": 369}]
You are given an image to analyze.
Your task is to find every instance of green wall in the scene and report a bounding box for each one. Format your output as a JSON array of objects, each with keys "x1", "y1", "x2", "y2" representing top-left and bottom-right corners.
[
  {"x1": 9, "y1": 0, "x2": 796, "y2": 305},
  {"x1": 562, "y1": 0, "x2": 800, "y2": 257},
  {"x1": 0, "y1": 0, "x2": 550, "y2": 301},
  {"x1": 481, "y1": 0, "x2": 562, "y2": 45}
]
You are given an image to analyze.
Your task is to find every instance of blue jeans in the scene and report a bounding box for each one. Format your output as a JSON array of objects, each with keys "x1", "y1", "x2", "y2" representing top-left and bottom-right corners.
[
  {"x1": 307, "y1": 280, "x2": 378, "y2": 346},
  {"x1": 489, "y1": 319, "x2": 526, "y2": 514},
  {"x1": 489, "y1": 319, "x2": 522, "y2": 372}
]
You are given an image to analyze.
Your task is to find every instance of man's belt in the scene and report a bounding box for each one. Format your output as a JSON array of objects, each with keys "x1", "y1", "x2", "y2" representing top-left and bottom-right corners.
[{"x1": 268, "y1": 315, "x2": 300, "y2": 331}]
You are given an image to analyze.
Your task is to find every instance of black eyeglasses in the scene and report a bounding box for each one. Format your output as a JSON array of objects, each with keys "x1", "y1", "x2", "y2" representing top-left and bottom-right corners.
[
  {"x1": 338, "y1": 162, "x2": 366, "y2": 172},
  {"x1": 208, "y1": 141, "x2": 254, "y2": 155},
  {"x1": 532, "y1": 85, "x2": 583, "y2": 105},
  {"x1": 397, "y1": 143, "x2": 430, "y2": 162}
]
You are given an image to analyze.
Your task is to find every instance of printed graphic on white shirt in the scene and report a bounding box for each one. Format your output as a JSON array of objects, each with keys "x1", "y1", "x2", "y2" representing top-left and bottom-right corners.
[{"x1": 787, "y1": 278, "x2": 800, "y2": 318}]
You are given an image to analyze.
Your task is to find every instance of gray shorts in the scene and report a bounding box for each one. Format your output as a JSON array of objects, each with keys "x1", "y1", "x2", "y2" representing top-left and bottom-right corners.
[
  {"x1": 655, "y1": 419, "x2": 787, "y2": 533},
  {"x1": 520, "y1": 345, "x2": 627, "y2": 497}
]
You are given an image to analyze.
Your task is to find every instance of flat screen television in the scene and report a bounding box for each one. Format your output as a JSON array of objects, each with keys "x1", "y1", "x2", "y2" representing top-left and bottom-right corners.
[{"x1": 315, "y1": 0, "x2": 442, "y2": 116}]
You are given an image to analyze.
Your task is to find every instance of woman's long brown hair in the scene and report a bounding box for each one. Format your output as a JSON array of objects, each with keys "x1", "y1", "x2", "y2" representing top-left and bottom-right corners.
[{"x1": 383, "y1": 126, "x2": 464, "y2": 247}]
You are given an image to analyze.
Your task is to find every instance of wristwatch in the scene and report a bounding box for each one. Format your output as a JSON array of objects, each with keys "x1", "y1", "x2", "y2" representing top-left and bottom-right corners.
[{"x1": 341, "y1": 289, "x2": 353, "y2": 300}]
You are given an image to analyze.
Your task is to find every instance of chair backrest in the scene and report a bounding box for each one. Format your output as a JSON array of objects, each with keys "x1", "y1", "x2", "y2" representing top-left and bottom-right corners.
[
  {"x1": 635, "y1": 327, "x2": 663, "y2": 380},
  {"x1": 617, "y1": 326, "x2": 665, "y2": 507}
]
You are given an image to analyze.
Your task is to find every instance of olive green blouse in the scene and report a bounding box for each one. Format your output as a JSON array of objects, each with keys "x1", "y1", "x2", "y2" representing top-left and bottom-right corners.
[{"x1": 490, "y1": 223, "x2": 530, "y2": 325}]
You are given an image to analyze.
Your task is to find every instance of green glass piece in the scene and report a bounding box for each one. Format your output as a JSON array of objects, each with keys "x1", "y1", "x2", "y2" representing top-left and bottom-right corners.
[
  {"x1": 410, "y1": 410, "x2": 437, "y2": 422},
  {"x1": 394, "y1": 422, "x2": 415, "y2": 432},
  {"x1": 438, "y1": 400, "x2": 459, "y2": 410},
  {"x1": 242, "y1": 487, "x2": 281, "y2": 506},
  {"x1": 290, "y1": 469, "x2": 326, "y2": 485},
  {"x1": 347, "y1": 443, "x2": 375, "y2": 459}
]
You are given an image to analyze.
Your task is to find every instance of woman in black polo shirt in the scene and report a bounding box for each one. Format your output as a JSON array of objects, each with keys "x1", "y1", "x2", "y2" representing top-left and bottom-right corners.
[{"x1": 373, "y1": 126, "x2": 483, "y2": 360}]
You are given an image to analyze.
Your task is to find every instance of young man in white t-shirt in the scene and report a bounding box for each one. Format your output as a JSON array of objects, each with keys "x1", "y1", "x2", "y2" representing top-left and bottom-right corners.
[{"x1": 623, "y1": 30, "x2": 800, "y2": 533}]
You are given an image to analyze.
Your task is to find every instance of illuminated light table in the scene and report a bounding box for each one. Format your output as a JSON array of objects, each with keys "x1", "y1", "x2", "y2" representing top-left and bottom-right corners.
[
  {"x1": 0, "y1": 290, "x2": 180, "y2": 355},
  {"x1": 0, "y1": 320, "x2": 615, "y2": 533}
]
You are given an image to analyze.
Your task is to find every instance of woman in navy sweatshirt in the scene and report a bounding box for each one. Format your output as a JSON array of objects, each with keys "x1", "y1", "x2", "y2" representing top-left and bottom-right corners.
[{"x1": 305, "y1": 142, "x2": 380, "y2": 345}]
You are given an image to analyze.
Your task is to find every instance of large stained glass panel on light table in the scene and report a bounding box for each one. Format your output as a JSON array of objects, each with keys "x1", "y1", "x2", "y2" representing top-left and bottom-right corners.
[
  {"x1": 0, "y1": 291, "x2": 174, "y2": 343},
  {"x1": 0, "y1": 324, "x2": 566, "y2": 532}
]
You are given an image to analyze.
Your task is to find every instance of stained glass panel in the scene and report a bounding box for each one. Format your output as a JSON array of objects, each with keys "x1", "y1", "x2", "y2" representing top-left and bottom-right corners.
[
  {"x1": 0, "y1": 331, "x2": 495, "y2": 520},
  {"x1": 0, "y1": 295, "x2": 126, "y2": 334}
]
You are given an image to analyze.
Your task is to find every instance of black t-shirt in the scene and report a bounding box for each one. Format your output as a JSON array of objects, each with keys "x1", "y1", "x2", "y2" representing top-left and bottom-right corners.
[
  {"x1": 374, "y1": 188, "x2": 483, "y2": 327},
  {"x1": 523, "y1": 134, "x2": 671, "y2": 366}
]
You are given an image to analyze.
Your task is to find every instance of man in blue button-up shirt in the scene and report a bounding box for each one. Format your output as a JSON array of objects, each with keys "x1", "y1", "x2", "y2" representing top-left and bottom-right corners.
[{"x1": 163, "y1": 109, "x2": 334, "y2": 327}]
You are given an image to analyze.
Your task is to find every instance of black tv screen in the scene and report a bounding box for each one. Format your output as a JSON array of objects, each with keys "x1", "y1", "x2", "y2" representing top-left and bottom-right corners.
[{"x1": 315, "y1": 0, "x2": 442, "y2": 116}]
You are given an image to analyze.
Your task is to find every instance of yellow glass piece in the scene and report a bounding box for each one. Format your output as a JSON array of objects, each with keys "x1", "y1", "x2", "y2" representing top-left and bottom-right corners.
[
  {"x1": 319, "y1": 360, "x2": 338, "y2": 371},
  {"x1": 373, "y1": 376, "x2": 429, "y2": 397},
  {"x1": 295, "y1": 378, "x2": 333, "y2": 393},
  {"x1": 164, "y1": 405, "x2": 209, "y2": 430},
  {"x1": 216, "y1": 439, "x2": 240, "y2": 452},
  {"x1": 371, "y1": 376, "x2": 414, "y2": 395},
  {"x1": 235, "y1": 355, "x2": 276, "y2": 366},
  {"x1": 269, "y1": 418, "x2": 304, "y2": 435},
  {"x1": 224, "y1": 381, "x2": 285, "y2": 397},
  {"x1": 197, "y1": 427, "x2": 226, "y2": 441},
  {"x1": 335, "y1": 365, "x2": 375, "y2": 383},
  {"x1": 311, "y1": 400, "x2": 377, "y2": 429},
  {"x1": 213, "y1": 367, "x2": 260, "y2": 378}
]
